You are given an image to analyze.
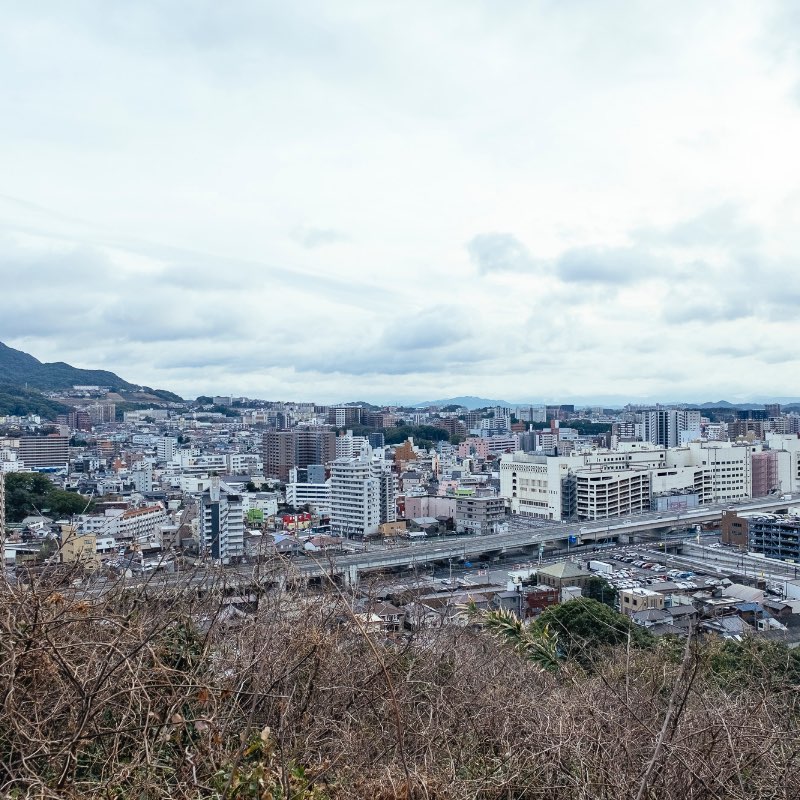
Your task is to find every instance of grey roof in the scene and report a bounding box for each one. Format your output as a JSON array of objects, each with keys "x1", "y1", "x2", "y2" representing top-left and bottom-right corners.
[
  {"x1": 536, "y1": 561, "x2": 585, "y2": 580},
  {"x1": 665, "y1": 605, "x2": 697, "y2": 618},
  {"x1": 632, "y1": 608, "x2": 671, "y2": 623}
]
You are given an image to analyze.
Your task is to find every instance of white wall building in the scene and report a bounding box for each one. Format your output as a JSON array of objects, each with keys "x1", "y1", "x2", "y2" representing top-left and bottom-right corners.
[
  {"x1": 156, "y1": 436, "x2": 178, "y2": 462},
  {"x1": 199, "y1": 478, "x2": 244, "y2": 562},
  {"x1": 286, "y1": 481, "x2": 332, "y2": 516},
  {"x1": 330, "y1": 455, "x2": 380, "y2": 537},
  {"x1": 241, "y1": 491, "x2": 279, "y2": 518},
  {"x1": 76, "y1": 504, "x2": 168, "y2": 547}
]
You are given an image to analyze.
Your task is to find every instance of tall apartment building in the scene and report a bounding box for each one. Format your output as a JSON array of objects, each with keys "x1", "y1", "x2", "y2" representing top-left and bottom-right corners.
[
  {"x1": 766, "y1": 433, "x2": 800, "y2": 493},
  {"x1": 18, "y1": 435, "x2": 70, "y2": 469},
  {"x1": 199, "y1": 478, "x2": 244, "y2": 562},
  {"x1": 374, "y1": 460, "x2": 397, "y2": 525},
  {"x1": 156, "y1": 436, "x2": 178, "y2": 462},
  {"x1": 752, "y1": 450, "x2": 780, "y2": 497},
  {"x1": 641, "y1": 409, "x2": 701, "y2": 448},
  {"x1": 262, "y1": 428, "x2": 336, "y2": 482},
  {"x1": 57, "y1": 410, "x2": 92, "y2": 431},
  {"x1": 297, "y1": 428, "x2": 336, "y2": 468},
  {"x1": 130, "y1": 461, "x2": 154, "y2": 493},
  {"x1": 327, "y1": 406, "x2": 362, "y2": 427},
  {"x1": 262, "y1": 431, "x2": 294, "y2": 481},
  {"x1": 330, "y1": 455, "x2": 381, "y2": 537},
  {"x1": 335, "y1": 430, "x2": 369, "y2": 459},
  {"x1": 87, "y1": 402, "x2": 116, "y2": 424}
]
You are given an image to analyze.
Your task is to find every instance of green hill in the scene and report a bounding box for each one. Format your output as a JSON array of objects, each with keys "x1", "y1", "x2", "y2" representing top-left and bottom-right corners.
[
  {"x1": 0, "y1": 341, "x2": 137, "y2": 392},
  {"x1": 0, "y1": 383, "x2": 69, "y2": 418}
]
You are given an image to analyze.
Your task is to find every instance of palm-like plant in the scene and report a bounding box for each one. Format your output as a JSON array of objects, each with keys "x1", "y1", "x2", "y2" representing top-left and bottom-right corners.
[{"x1": 468, "y1": 603, "x2": 561, "y2": 673}]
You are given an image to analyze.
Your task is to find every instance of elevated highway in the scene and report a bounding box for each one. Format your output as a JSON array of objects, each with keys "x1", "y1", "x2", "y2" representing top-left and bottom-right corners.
[
  {"x1": 291, "y1": 494, "x2": 799, "y2": 584},
  {"x1": 79, "y1": 495, "x2": 798, "y2": 594}
]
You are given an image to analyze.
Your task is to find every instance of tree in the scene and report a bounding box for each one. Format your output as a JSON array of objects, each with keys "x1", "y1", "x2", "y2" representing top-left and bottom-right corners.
[
  {"x1": 532, "y1": 597, "x2": 651, "y2": 665},
  {"x1": 47, "y1": 490, "x2": 93, "y2": 517},
  {"x1": 3, "y1": 472, "x2": 92, "y2": 522},
  {"x1": 473, "y1": 605, "x2": 561, "y2": 673},
  {"x1": 583, "y1": 576, "x2": 618, "y2": 609}
]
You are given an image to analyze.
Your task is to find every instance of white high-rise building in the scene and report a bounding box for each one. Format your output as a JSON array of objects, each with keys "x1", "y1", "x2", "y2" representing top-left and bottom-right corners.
[
  {"x1": 641, "y1": 409, "x2": 701, "y2": 448},
  {"x1": 199, "y1": 477, "x2": 244, "y2": 562},
  {"x1": 335, "y1": 430, "x2": 370, "y2": 460},
  {"x1": 156, "y1": 436, "x2": 178, "y2": 462},
  {"x1": 330, "y1": 455, "x2": 380, "y2": 537}
]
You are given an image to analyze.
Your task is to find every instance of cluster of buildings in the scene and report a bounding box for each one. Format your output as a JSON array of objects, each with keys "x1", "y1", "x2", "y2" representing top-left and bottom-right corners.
[{"x1": 2, "y1": 393, "x2": 800, "y2": 571}]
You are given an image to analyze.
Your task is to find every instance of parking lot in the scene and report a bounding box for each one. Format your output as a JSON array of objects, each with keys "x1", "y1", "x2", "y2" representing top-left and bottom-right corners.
[{"x1": 581, "y1": 548, "x2": 725, "y2": 593}]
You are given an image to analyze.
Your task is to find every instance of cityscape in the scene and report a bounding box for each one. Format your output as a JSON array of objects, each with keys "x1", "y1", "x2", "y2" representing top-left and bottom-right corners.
[
  {"x1": 3, "y1": 347, "x2": 800, "y2": 626},
  {"x1": 3, "y1": 1, "x2": 800, "y2": 797}
]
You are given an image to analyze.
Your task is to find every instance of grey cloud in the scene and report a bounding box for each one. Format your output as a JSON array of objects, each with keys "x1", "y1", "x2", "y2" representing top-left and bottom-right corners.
[
  {"x1": 291, "y1": 227, "x2": 349, "y2": 249},
  {"x1": 662, "y1": 301, "x2": 754, "y2": 325},
  {"x1": 380, "y1": 308, "x2": 468, "y2": 351},
  {"x1": 706, "y1": 345, "x2": 754, "y2": 358},
  {"x1": 635, "y1": 204, "x2": 761, "y2": 249},
  {"x1": 467, "y1": 233, "x2": 538, "y2": 275},
  {"x1": 556, "y1": 246, "x2": 662, "y2": 284},
  {"x1": 760, "y1": 348, "x2": 800, "y2": 365}
]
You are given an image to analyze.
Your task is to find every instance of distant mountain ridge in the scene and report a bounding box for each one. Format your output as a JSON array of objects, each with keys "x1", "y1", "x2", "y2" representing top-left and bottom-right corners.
[
  {"x1": 413, "y1": 396, "x2": 513, "y2": 409},
  {"x1": 0, "y1": 341, "x2": 138, "y2": 392}
]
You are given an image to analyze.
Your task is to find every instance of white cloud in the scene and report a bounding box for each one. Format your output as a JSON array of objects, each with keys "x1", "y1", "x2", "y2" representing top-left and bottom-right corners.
[{"x1": 1, "y1": 1, "x2": 800, "y2": 402}]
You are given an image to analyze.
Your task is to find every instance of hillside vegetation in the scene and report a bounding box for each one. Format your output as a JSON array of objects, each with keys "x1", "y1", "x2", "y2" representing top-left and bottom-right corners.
[
  {"x1": 0, "y1": 384, "x2": 69, "y2": 418},
  {"x1": 1, "y1": 567, "x2": 798, "y2": 799},
  {"x1": 0, "y1": 341, "x2": 136, "y2": 392}
]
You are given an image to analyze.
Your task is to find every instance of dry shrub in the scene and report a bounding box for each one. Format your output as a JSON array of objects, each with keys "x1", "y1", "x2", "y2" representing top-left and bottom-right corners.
[{"x1": 0, "y1": 566, "x2": 798, "y2": 799}]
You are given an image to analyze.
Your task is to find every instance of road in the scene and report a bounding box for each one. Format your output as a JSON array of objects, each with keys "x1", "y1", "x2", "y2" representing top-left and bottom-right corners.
[
  {"x1": 72, "y1": 495, "x2": 798, "y2": 593},
  {"x1": 285, "y1": 494, "x2": 799, "y2": 583}
]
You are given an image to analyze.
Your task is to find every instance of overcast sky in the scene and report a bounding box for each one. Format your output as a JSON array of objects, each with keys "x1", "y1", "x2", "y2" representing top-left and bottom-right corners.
[{"x1": 2, "y1": 1, "x2": 800, "y2": 405}]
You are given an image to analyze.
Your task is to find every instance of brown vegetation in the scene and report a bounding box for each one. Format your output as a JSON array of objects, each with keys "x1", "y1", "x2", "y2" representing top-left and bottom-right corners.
[{"x1": 0, "y1": 565, "x2": 798, "y2": 799}]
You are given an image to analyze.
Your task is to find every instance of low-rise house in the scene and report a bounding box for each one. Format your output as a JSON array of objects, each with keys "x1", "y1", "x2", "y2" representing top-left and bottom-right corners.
[
  {"x1": 524, "y1": 585, "x2": 560, "y2": 617},
  {"x1": 620, "y1": 588, "x2": 665, "y2": 616},
  {"x1": 267, "y1": 533, "x2": 302, "y2": 556},
  {"x1": 405, "y1": 591, "x2": 490, "y2": 630},
  {"x1": 304, "y1": 535, "x2": 343, "y2": 552},
  {"x1": 535, "y1": 561, "x2": 592, "y2": 593},
  {"x1": 352, "y1": 600, "x2": 404, "y2": 632},
  {"x1": 631, "y1": 608, "x2": 672, "y2": 628},
  {"x1": 700, "y1": 615, "x2": 754, "y2": 639}
]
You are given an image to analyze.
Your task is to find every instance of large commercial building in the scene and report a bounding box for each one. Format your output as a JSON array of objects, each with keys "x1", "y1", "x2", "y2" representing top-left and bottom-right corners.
[
  {"x1": 76, "y1": 505, "x2": 168, "y2": 547},
  {"x1": 18, "y1": 435, "x2": 70, "y2": 469},
  {"x1": 500, "y1": 453, "x2": 580, "y2": 520},
  {"x1": 746, "y1": 513, "x2": 800, "y2": 562},
  {"x1": 501, "y1": 439, "x2": 772, "y2": 521},
  {"x1": 576, "y1": 467, "x2": 651, "y2": 520}
]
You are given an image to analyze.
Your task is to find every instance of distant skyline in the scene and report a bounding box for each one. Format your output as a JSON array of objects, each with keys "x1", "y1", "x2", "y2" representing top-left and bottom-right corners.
[{"x1": 2, "y1": 2, "x2": 800, "y2": 403}]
